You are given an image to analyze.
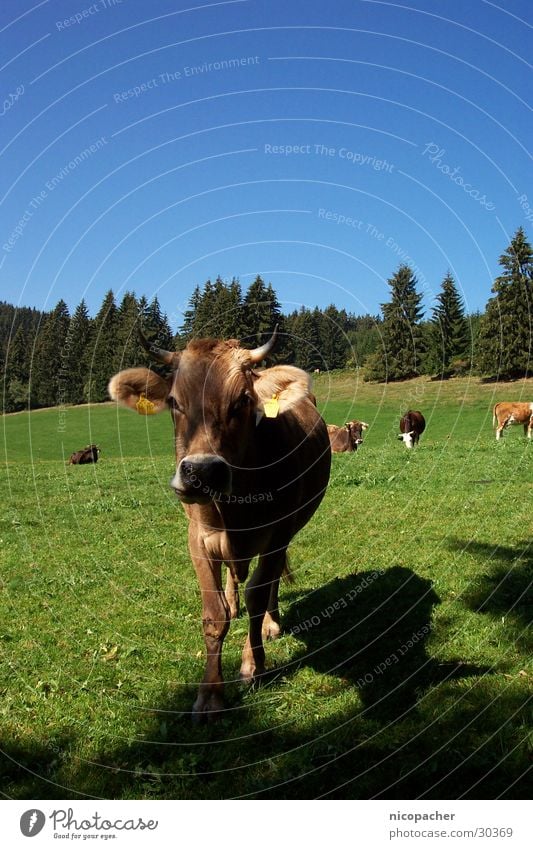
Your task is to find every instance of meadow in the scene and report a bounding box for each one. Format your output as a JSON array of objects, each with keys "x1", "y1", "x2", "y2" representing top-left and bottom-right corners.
[{"x1": 1, "y1": 374, "x2": 531, "y2": 799}]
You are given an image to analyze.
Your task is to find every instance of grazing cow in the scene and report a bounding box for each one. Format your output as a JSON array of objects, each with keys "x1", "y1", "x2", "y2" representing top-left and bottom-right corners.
[
  {"x1": 398, "y1": 411, "x2": 425, "y2": 448},
  {"x1": 327, "y1": 420, "x2": 369, "y2": 452},
  {"x1": 69, "y1": 445, "x2": 100, "y2": 464},
  {"x1": 108, "y1": 329, "x2": 331, "y2": 719},
  {"x1": 493, "y1": 402, "x2": 533, "y2": 440}
]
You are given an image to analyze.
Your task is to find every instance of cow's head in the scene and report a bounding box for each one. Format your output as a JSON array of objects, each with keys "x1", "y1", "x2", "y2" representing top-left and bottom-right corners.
[
  {"x1": 346, "y1": 420, "x2": 368, "y2": 450},
  {"x1": 398, "y1": 431, "x2": 415, "y2": 448},
  {"x1": 108, "y1": 329, "x2": 278, "y2": 504}
]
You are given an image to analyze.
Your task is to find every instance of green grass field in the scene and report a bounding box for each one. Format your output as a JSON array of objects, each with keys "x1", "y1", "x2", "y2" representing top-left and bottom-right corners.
[{"x1": 1, "y1": 374, "x2": 532, "y2": 799}]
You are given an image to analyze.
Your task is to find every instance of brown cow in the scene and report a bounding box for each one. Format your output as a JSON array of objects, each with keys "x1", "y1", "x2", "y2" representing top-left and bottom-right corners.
[
  {"x1": 398, "y1": 411, "x2": 425, "y2": 448},
  {"x1": 327, "y1": 420, "x2": 369, "y2": 452},
  {"x1": 493, "y1": 402, "x2": 533, "y2": 440},
  {"x1": 69, "y1": 445, "x2": 100, "y2": 464},
  {"x1": 108, "y1": 329, "x2": 331, "y2": 719}
]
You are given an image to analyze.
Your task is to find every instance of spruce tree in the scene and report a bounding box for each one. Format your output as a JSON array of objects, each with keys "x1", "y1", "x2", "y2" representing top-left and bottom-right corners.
[
  {"x1": 242, "y1": 276, "x2": 276, "y2": 345},
  {"x1": 364, "y1": 265, "x2": 424, "y2": 381},
  {"x1": 213, "y1": 277, "x2": 243, "y2": 339},
  {"x1": 31, "y1": 300, "x2": 71, "y2": 408},
  {"x1": 115, "y1": 292, "x2": 140, "y2": 371},
  {"x1": 319, "y1": 304, "x2": 349, "y2": 369},
  {"x1": 180, "y1": 285, "x2": 202, "y2": 343},
  {"x1": 291, "y1": 306, "x2": 322, "y2": 371},
  {"x1": 86, "y1": 290, "x2": 118, "y2": 402},
  {"x1": 5, "y1": 324, "x2": 31, "y2": 411},
  {"x1": 426, "y1": 272, "x2": 469, "y2": 377},
  {"x1": 476, "y1": 228, "x2": 533, "y2": 379},
  {"x1": 64, "y1": 299, "x2": 91, "y2": 404}
]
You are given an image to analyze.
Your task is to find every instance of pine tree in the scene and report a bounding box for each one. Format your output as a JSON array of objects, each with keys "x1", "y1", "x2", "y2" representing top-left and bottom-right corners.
[
  {"x1": 115, "y1": 292, "x2": 140, "y2": 371},
  {"x1": 31, "y1": 300, "x2": 71, "y2": 408},
  {"x1": 364, "y1": 265, "x2": 425, "y2": 381},
  {"x1": 4, "y1": 325, "x2": 31, "y2": 411},
  {"x1": 291, "y1": 306, "x2": 322, "y2": 371},
  {"x1": 426, "y1": 272, "x2": 470, "y2": 377},
  {"x1": 242, "y1": 276, "x2": 276, "y2": 345},
  {"x1": 216, "y1": 278, "x2": 243, "y2": 339},
  {"x1": 476, "y1": 228, "x2": 533, "y2": 379},
  {"x1": 139, "y1": 295, "x2": 175, "y2": 369},
  {"x1": 319, "y1": 304, "x2": 349, "y2": 370},
  {"x1": 64, "y1": 299, "x2": 91, "y2": 404},
  {"x1": 86, "y1": 290, "x2": 118, "y2": 402},
  {"x1": 180, "y1": 285, "x2": 202, "y2": 344},
  {"x1": 194, "y1": 280, "x2": 217, "y2": 336}
]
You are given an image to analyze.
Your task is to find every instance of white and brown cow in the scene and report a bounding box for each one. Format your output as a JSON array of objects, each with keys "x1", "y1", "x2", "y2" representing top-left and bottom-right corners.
[
  {"x1": 327, "y1": 420, "x2": 369, "y2": 452},
  {"x1": 398, "y1": 410, "x2": 425, "y2": 448},
  {"x1": 109, "y1": 329, "x2": 331, "y2": 719},
  {"x1": 493, "y1": 402, "x2": 533, "y2": 440}
]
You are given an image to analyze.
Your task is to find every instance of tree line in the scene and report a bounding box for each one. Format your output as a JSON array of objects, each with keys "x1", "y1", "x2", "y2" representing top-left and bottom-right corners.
[{"x1": 1, "y1": 227, "x2": 531, "y2": 413}]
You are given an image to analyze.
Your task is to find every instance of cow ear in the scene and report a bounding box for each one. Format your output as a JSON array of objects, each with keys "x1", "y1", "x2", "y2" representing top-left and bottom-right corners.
[
  {"x1": 108, "y1": 368, "x2": 171, "y2": 414},
  {"x1": 361, "y1": 422, "x2": 369, "y2": 430}
]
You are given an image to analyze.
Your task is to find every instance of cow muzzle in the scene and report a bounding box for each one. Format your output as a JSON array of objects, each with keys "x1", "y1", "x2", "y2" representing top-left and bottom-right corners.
[{"x1": 172, "y1": 454, "x2": 232, "y2": 503}]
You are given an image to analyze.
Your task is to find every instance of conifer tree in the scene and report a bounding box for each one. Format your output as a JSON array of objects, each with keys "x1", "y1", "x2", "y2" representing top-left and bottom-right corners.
[
  {"x1": 180, "y1": 285, "x2": 202, "y2": 344},
  {"x1": 364, "y1": 265, "x2": 424, "y2": 381},
  {"x1": 86, "y1": 290, "x2": 118, "y2": 402},
  {"x1": 216, "y1": 278, "x2": 243, "y2": 339},
  {"x1": 139, "y1": 295, "x2": 174, "y2": 368},
  {"x1": 476, "y1": 228, "x2": 533, "y2": 379},
  {"x1": 291, "y1": 306, "x2": 322, "y2": 371},
  {"x1": 4, "y1": 325, "x2": 31, "y2": 411},
  {"x1": 32, "y1": 300, "x2": 70, "y2": 407},
  {"x1": 319, "y1": 304, "x2": 349, "y2": 370},
  {"x1": 114, "y1": 292, "x2": 140, "y2": 372},
  {"x1": 64, "y1": 299, "x2": 91, "y2": 404},
  {"x1": 425, "y1": 272, "x2": 469, "y2": 376},
  {"x1": 242, "y1": 276, "x2": 275, "y2": 344}
]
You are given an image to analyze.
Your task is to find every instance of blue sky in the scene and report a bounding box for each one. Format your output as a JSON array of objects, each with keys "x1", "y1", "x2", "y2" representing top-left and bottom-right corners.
[{"x1": 1, "y1": 0, "x2": 531, "y2": 329}]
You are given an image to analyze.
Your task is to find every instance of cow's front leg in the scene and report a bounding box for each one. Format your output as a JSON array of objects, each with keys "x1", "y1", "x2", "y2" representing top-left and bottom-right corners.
[
  {"x1": 189, "y1": 534, "x2": 230, "y2": 720},
  {"x1": 240, "y1": 549, "x2": 286, "y2": 684}
]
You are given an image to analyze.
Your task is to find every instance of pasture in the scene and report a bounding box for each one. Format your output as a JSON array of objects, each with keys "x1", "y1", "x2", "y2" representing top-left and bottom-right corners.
[{"x1": 1, "y1": 374, "x2": 531, "y2": 799}]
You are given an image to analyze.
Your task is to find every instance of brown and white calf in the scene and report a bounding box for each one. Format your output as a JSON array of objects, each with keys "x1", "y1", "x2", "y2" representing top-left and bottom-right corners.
[
  {"x1": 108, "y1": 329, "x2": 331, "y2": 719},
  {"x1": 398, "y1": 411, "x2": 425, "y2": 448},
  {"x1": 493, "y1": 402, "x2": 533, "y2": 440},
  {"x1": 327, "y1": 420, "x2": 369, "y2": 452}
]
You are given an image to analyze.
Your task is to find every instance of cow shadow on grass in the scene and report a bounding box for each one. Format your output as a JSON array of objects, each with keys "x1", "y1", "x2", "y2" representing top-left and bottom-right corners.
[
  {"x1": 5, "y1": 563, "x2": 529, "y2": 800},
  {"x1": 448, "y1": 539, "x2": 532, "y2": 651},
  {"x1": 282, "y1": 566, "x2": 488, "y2": 721}
]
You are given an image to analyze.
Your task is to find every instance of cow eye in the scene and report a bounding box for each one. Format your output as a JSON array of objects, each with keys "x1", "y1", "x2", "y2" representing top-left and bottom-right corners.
[
  {"x1": 168, "y1": 396, "x2": 184, "y2": 414},
  {"x1": 230, "y1": 394, "x2": 251, "y2": 416}
]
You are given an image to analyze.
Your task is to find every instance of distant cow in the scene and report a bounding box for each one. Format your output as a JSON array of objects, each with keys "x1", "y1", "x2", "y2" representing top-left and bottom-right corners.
[
  {"x1": 69, "y1": 445, "x2": 100, "y2": 464},
  {"x1": 493, "y1": 402, "x2": 533, "y2": 440},
  {"x1": 327, "y1": 420, "x2": 369, "y2": 452},
  {"x1": 398, "y1": 411, "x2": 425, "y2": 448}
]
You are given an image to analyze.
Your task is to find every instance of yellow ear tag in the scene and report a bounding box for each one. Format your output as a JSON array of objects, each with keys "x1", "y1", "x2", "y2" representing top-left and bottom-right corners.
[
  {"x1": 263, "y1": 394, "x2": 280, "y2": 418},
  {"x1": 136, "y1": 393, "x2": 156, "y2": 415}
]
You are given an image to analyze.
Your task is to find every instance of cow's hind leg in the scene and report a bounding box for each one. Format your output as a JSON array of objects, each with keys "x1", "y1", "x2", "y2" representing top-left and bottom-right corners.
[
  {"x1": 240, "y1": 548, "x2": 287, "y2": 684},
  {"x1": 225, "y1": 569, "x2": 240, "y2": 619},
  {"x1": 262, "y1": 576, "x2": 282, "y2": 641}
]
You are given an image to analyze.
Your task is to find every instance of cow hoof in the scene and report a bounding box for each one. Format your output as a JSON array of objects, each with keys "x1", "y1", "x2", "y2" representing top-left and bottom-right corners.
[
  {"x1": 262, "y1": 620, "x2": 281, "y2": 641},
  {"x1": 192, "y1": 691, "x2": 225, "y2": 723},
  {"x1": 239, "y1": 663, "x2": 266, "y2": 686}
]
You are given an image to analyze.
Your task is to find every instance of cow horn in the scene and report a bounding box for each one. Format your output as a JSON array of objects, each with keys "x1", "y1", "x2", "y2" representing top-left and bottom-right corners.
[
  {"x1": 248, "y1": 325, "x2": 278, "y2": 363},
  {"x1": 138, "y1": 325, "x2": 177, "y2": 366}
]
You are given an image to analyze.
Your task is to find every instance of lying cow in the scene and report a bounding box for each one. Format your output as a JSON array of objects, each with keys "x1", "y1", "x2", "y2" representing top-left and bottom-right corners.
[
  {"x1": 493, "y1": 402, "x2": 533, "y2": 440},
  {"x1": 109, "y1": 328, "x2": 331, "y2": 719},
  {"x1": 398, "y1": 411, "x2": 425, "y2": 448},
  {"x1": 69, "y1": 445, "x2": 100, "y2": 464},
  {"x1": 327, "y1": 420, "x2": 369, "y2": 452}
]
